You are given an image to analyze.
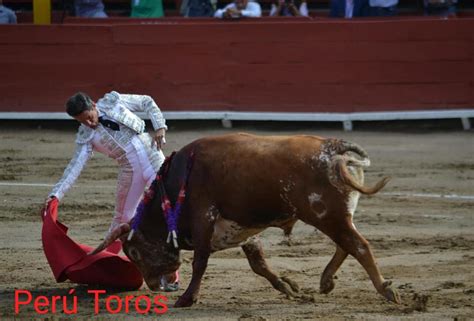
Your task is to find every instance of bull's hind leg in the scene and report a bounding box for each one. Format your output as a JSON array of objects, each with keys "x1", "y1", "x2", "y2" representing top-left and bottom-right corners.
[
  {"x1": 242, "y1": 236, "x2": 300, "y2": 298},
  {"x1": 320, "y1": 245, "x2": 348, "y2": 294},
  {"x1": 324, "y1": 218, "x2": 400, "y2": 304}
]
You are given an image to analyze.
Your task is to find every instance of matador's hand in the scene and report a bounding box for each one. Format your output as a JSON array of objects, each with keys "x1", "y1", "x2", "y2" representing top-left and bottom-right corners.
[
  {"x1": 153, "y1": 128, "x2": 167, "y2": 150},
  {"x1": 41, "y1": 196, "x2": 56, "y2": 218}
]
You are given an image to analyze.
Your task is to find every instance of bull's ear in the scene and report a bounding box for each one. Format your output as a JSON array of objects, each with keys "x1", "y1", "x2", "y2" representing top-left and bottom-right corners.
[{"x1": 88, "y1": 223, "x2": 130, "y2": 256}]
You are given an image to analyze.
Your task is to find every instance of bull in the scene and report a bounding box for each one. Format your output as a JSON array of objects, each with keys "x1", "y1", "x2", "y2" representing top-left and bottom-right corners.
[{"x1": 91, "y1": 133, "x2": 400, "y2": 307}]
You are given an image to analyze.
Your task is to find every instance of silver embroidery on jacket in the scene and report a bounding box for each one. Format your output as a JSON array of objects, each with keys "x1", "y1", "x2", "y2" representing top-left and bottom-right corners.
[
  {"x1": 137, "y1": 133, "x2": 163, "y2": 171},
  {"x1": 75, "y1": 124, "x2": 95, "y2": 144},
  {"x1": 97, "y1": 91, "x2": 167, "y2": 133},
  {"x1": 50, "y1": 143, "x2": 93, "y2": 200},
  {"x1": 114, "y1": 157, "x2": 133, "y2": 224},
  {"x1": 50, "y1": 91, "x2": 166, "y2": 204}
]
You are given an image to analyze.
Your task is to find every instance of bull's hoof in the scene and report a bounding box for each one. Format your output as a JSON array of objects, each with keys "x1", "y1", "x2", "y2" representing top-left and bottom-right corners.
[
  {"x1": 174, "y1": 295, "x2": 195, "y2": 308},
  {"x1": 319, "y1": 277, "x2": 335, "y2": 294},
  {"x1": 281, "y1": 276, "x2": 300, "y2": 293},
  {"x1": 275, "y1": 277, "x2": 299, "y2": 298},
  {"x1": 382, "y1": 281, "x2": 401, "y2": 304}
]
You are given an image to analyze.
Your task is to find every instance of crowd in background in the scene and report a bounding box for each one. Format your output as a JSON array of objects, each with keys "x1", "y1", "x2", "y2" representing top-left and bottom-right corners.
[
  {"x1": 0, "y1": 0, "x2": 460, "y2": 24},
  {"x1": 72, "y1": 0, "x2": 459, "y2": 18},
  {"x1": 0, "y1": 0, "x2": 17, "y2": 23},
  {"x1": 329, "y1": 0, "x2": 458, "y2": 18}
]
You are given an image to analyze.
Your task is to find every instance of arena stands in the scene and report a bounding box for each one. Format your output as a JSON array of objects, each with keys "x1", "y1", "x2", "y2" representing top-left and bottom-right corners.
[
  {"x1": 5, "y1": 0, "x2": 474, "y2": 22},
  {"x1": 1, "y1": 0, "x2": 473, "y2": 130}
]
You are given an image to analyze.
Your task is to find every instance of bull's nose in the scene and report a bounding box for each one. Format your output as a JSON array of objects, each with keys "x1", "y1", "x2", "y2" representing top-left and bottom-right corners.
[{"x1": 145, "y1": 277, "x2": 162, "y2": 292}]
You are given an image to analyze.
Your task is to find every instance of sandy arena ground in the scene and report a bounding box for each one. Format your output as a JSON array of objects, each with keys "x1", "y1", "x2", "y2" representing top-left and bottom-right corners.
[{"x1": 0, "y1": 122, "x2": 473, "y2": 320}]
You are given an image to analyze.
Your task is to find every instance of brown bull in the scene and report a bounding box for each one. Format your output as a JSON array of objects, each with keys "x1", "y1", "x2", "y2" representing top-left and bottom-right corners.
[{"x1": 91, "y1": 133, "x2": 400, "y2": 307}]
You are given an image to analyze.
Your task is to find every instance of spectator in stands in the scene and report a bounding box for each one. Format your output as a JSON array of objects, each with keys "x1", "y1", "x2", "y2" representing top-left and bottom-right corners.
[
  {"x1": 74, "y1": 0, "x2": 108, "y2": 18},
  {"x1": 269, "y1": 0, "x2": 309, "y2": 16},
  {"x1": 131, "y1": 0, "x2": 164, "y2": 18},
  {"x1": 424, "y1": 0, "x2": 457, "y2": 17},
  {"x1": 329, "y1": 0, "x2": 370, "y2": 18},
  {"x1": 0, "y1": 0, "x2": 17, "y2": 24},
  {"x1": 181, "y1": 0, "x2": 215, "y2": 17},
  {"x1": 368, "y1": 0, "x2": 398, "y2": 16},
  {"x1": 214, "y1": 0, "x2": 262, "y2": 19}
]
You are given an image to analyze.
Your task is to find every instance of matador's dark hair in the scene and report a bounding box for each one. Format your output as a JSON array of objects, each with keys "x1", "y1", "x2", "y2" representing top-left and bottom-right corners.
[{"x1": 66, "y1": 92, "x2": 94, "y2": 116}]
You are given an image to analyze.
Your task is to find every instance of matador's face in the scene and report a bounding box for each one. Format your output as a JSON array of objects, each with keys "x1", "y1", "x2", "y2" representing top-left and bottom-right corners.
[{"x1": 74, "y1": 103, "x2": 99, "y2": 129}]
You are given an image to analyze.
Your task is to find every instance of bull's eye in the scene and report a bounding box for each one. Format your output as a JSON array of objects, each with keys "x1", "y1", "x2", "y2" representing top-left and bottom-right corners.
[{"x1": 128, "y1": 246, "x2": 142, "y2": 261}]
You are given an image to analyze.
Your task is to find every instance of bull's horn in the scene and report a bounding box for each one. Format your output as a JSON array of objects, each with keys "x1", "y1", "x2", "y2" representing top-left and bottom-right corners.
[{"x1": 87, "y1": 223, "x2": 131, "y2": 256}]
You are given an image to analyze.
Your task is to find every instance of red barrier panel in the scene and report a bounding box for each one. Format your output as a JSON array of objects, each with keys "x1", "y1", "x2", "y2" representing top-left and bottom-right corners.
[{"x1": 0, "y1": 18, "x2": 473, "y2": 113}]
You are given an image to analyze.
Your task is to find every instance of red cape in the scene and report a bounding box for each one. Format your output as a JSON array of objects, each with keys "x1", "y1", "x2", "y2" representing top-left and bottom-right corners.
[{"x1": 41, "y1": 198, "x2": 143, "y2": 289}]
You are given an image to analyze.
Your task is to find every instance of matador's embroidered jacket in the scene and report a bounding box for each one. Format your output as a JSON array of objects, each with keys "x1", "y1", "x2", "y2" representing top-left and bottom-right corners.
[{"x1": 49, "y1": 91, "x2": 167, "y2": 200}]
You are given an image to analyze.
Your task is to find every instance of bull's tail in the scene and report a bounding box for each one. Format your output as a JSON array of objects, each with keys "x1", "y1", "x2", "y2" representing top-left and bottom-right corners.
[{"x1": 330, "y1": 140, "x2": 390, "y2": 195}]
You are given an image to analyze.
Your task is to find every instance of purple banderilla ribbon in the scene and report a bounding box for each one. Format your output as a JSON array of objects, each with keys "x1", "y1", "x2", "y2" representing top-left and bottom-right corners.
[
  {"x1": 162, "y1": 185, "x2": 185, "y2": 248},
  {"x1": 128, "y1": 152, "x2": 194, "y2": 246},
  {"x1": 128, "y1": 175, "x2": 159, "y2": 241}
]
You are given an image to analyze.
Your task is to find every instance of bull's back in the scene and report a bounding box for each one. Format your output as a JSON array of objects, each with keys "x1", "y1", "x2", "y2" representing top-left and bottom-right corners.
[
  {"x1": 182, "y1": 133, "x2": 330, "y2": 226},
  {"x1": 186, "y1": 133, "x2": 325, "y2": 164}
]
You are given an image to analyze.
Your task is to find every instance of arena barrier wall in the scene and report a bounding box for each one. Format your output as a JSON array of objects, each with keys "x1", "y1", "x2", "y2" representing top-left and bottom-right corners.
[{"x1": 0, "y1": 17, "x2": 473, "y2": 129}]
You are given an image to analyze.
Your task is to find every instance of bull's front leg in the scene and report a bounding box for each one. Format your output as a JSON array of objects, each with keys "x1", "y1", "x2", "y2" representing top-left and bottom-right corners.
[
  {"x1": 174, "y1": 200, "x2": 214, "y2": 308},
  {"x1": 174, "y1": 248, "x2": 211, "y2": 307}
]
